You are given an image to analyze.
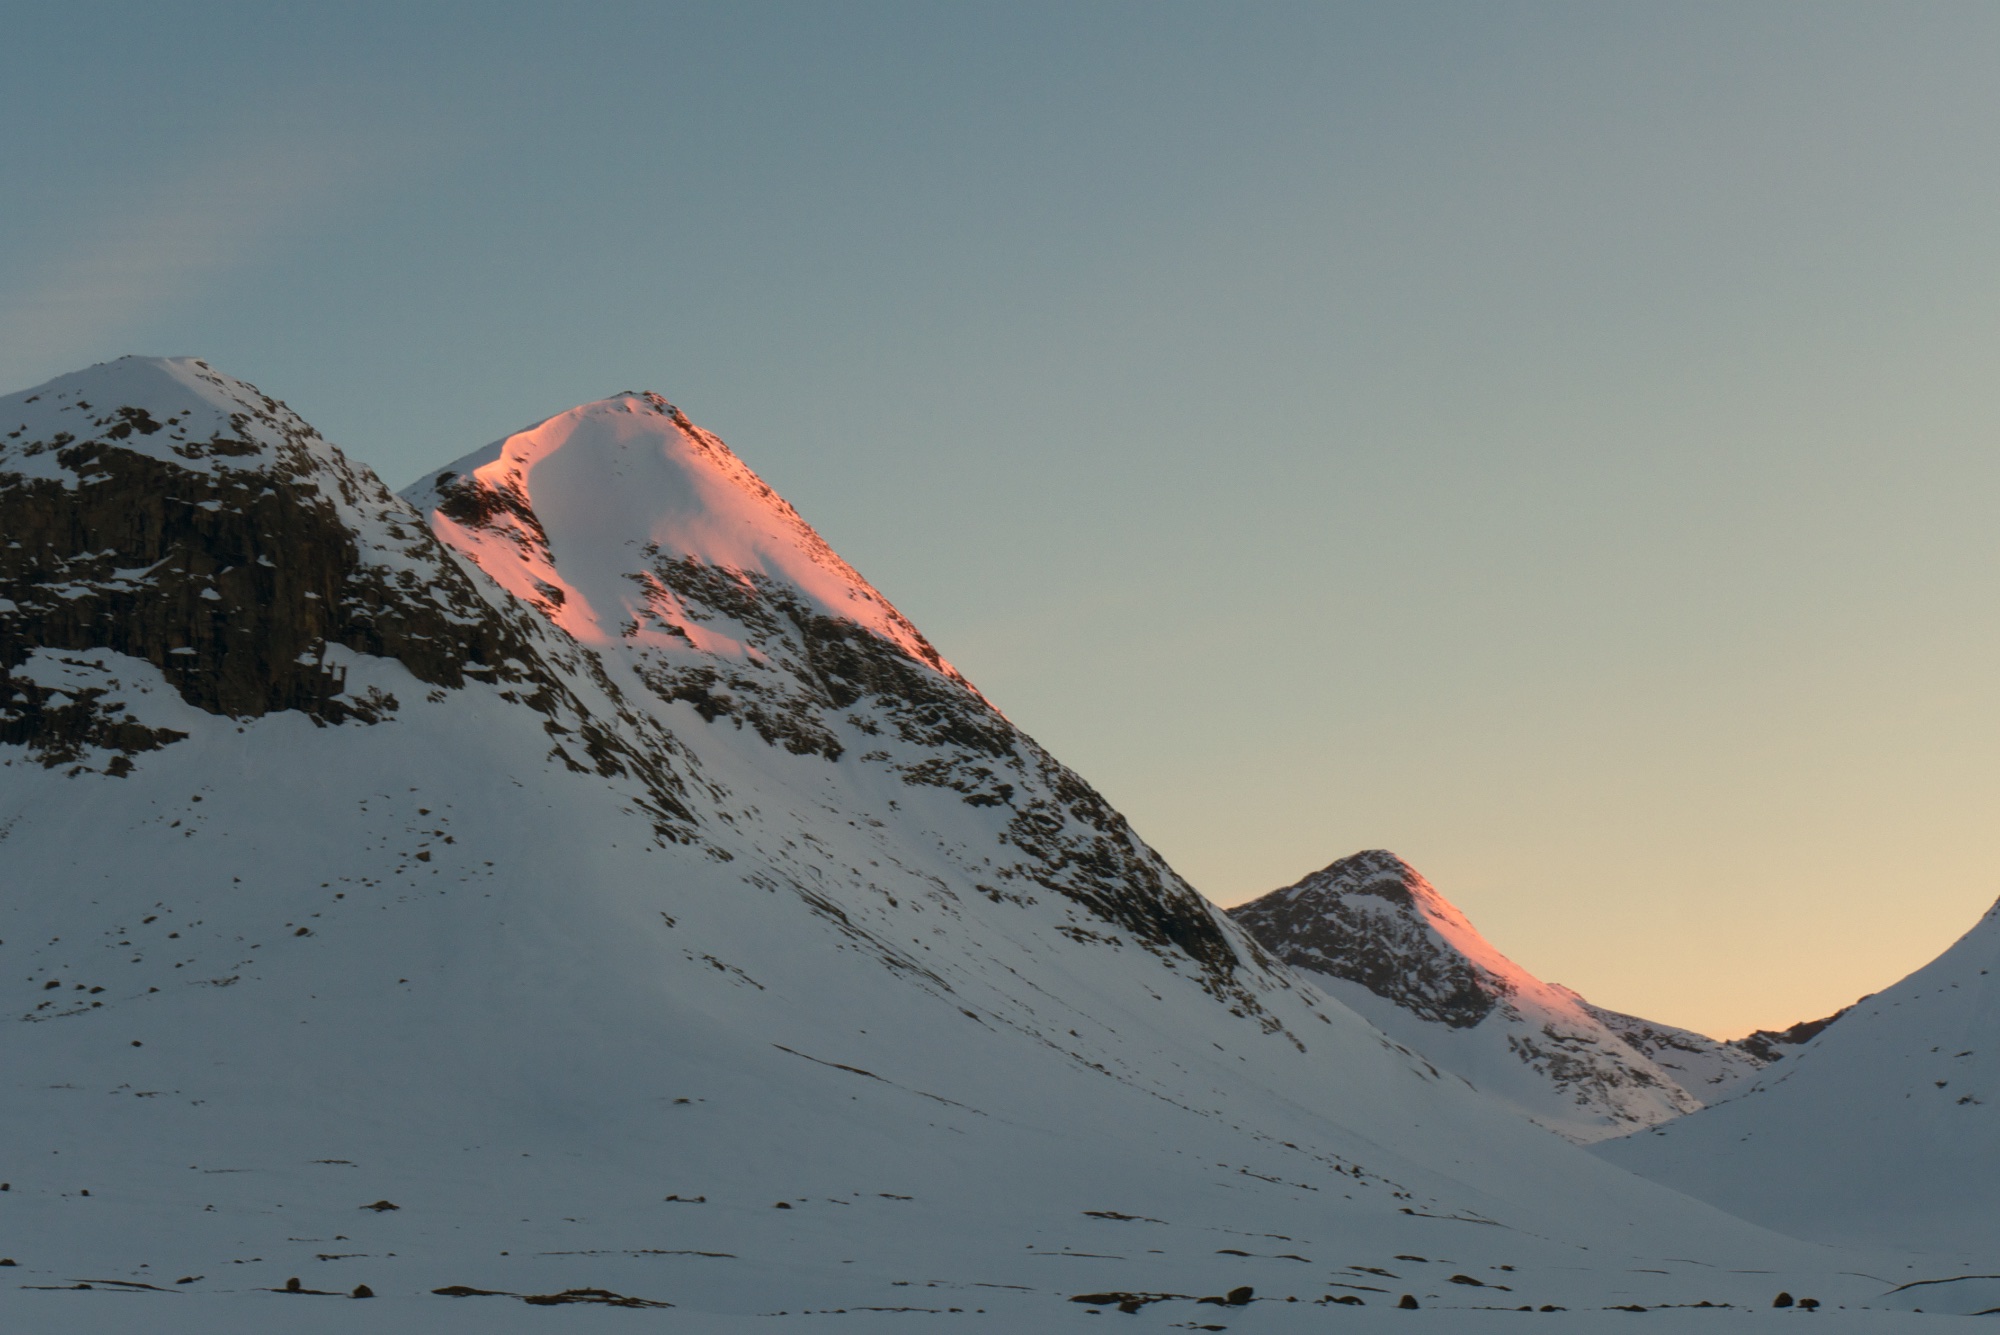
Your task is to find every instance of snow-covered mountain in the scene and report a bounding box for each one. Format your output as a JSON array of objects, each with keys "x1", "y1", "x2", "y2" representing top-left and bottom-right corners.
[
  {"x1": 0, "y1": 359, "x2": 1901, "y2": 1330},
  {"x1": 1600, "y1": 894, "x2": 2000, "y2": 1258},
  {"x1": 395, "y1": 388, "x2": 1250, "y2": 1001},
  {"x1": 1229, "y1": 851, "x2": 1773, "y2": 1142}
]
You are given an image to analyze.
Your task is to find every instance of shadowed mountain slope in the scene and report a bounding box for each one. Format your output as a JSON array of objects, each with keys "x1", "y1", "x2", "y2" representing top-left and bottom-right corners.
[{"x1": 1600, "y1": 895, "x2": 2000, "y2": 1254}]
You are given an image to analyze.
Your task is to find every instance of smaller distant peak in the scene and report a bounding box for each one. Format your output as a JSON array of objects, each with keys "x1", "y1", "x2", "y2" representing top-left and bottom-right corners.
[
  {"x1": 1232, "y1": 849, "x2": 1504, "y2": 1029},
  {"x1": 1284, "y1": 850, "x2": 1428, "y2": 906},
  {"x1": 1318, "y1": 848, "x2": 1421, "y2": 880}
]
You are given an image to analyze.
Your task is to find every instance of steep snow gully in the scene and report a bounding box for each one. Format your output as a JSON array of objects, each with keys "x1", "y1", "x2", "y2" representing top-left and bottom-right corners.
[{"x1": 0, "y1": 358, "x2": 1991, "y2": 1330}]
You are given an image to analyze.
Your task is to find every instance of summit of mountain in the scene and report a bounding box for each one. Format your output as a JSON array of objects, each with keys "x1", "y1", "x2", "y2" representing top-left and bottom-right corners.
[
  {"x1": 401, "y1": 392, "x2": 972, "y2": 693},
  {"x1": 1228, "y1": 850, "x2": 1776, "y2": 1142}
]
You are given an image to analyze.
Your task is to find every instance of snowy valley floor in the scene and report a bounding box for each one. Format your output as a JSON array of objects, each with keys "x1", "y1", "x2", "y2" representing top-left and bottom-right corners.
[
  {"x1": 2, "y1": 1283, "x2": 1991, "y2": 1333},
  {"x1": 0, "y1": 1156, "x2": 1988, "y2": 1333}
]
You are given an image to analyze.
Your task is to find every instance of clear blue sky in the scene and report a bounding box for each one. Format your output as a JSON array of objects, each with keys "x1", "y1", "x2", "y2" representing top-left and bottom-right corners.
[{"x1": 6, "y1": 2, "x2": 2000, "y2": 1036}]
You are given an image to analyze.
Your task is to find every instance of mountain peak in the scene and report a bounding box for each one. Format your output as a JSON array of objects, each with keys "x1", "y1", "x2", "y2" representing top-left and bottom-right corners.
[
  {"x1": 402, "y1": 393, "x2": 973, "y2": 694},
  {"x1": 1, "y1": 355, "x2": 320, "y2": 482},
  {"x1": 1283, "y1": 848, "x2": 1422, "y2": 900},
  {"x1": 1246, "y1": 849, "x2": 1535, "y2": 1028},
  {"x1": 0, "y1": 355, "x2": 497, "y2": 740},
  {"x1": 1232, "y1": 850, "x2": 1770, "y2": 1141}
]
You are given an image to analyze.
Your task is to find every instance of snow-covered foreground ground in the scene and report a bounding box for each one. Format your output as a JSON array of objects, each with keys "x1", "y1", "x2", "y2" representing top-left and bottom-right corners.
[
  {"x1": 0, "y1": 1291, "x2": 1984, "y2": 1334},
  {"x1": 8, "y1": 693, "x2": 1936, "y2": 1329}
]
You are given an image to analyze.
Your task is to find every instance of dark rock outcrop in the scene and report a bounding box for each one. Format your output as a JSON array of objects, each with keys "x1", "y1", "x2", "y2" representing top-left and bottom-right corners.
[
  {"x1": 1231, "y1": 850, "x2": 1500, "y2": 1028},
  {"x1": 0, "y1": 358, "x2": 701, "y2": 841}
]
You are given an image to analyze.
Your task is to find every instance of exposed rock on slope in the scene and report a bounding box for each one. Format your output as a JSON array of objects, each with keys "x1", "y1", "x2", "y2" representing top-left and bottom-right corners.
[
  {"x1": 0, "y1": 358, "x2": 700, "y2": 837},
  {"x1": 1726, "y1": 1006, "x2": 1855, "y2": 1063},
  {"x1": 1230, "y1": 851, "x2": 1768, "y2": 1141}
]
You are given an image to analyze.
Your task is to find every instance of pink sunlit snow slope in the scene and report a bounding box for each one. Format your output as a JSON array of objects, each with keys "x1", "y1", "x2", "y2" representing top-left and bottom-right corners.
[{"x1": 405, "y1": 393, "x2": 974, "y2": 689}]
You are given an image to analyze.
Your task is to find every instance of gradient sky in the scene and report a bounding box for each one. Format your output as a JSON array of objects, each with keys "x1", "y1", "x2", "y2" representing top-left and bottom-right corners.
[{"x1": 5, "y1": 2, "x2": 1999, "y2": 1038}]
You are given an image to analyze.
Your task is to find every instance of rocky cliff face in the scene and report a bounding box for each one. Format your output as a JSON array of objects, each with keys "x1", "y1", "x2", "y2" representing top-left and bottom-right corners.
[
  {"x1": 1230, "y1": 851, "x2": 1770, "y2": 1141},
  {"x1": 1229, "y1": 850, "x2": 1502, "y2": 1028},
  {"x1": 0, "y1": 357, "x2": 700, "y2": 831},
  {"x1": 0, "y1": 359, "x2": 504, "y2": 720}
]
